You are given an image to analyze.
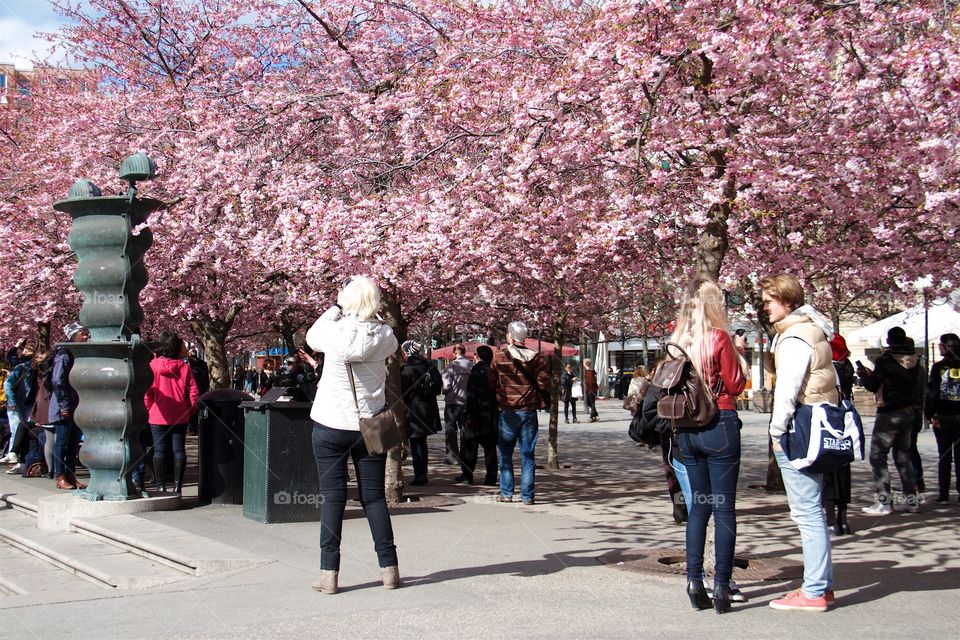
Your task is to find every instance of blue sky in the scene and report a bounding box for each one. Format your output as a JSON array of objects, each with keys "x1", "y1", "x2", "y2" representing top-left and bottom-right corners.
[{"x1": 0, "y1": 0, "x2": 86, "y2": 69}]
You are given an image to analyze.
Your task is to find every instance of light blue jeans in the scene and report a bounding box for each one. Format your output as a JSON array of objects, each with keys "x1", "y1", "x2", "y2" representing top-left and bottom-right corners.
[{"x1": 775, "y1": 449, "x2": 833, "y2": 598}]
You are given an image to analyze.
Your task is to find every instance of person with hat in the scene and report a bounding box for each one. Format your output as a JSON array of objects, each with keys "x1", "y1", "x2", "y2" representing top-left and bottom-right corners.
[
  {"x1": 857, "y1": 326, "x2": 922, "y2": 514},
  {"x1": 400, "y1": 339, "x2": 442, "y2": 486},
  {"x1": 488, "y1": 321, "x2": 550, "y2": 505},
  {"x1": 50, "y1": 322, "x2": 90, "y2": 490},
  {"x1": 822, "y1": 334, "x2": 855, "y2": 535}
]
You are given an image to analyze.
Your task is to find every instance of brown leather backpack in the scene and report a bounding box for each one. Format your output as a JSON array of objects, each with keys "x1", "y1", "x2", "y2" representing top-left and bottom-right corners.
[{"x1": 651, "y1": 342, "x2": 719, "y2": 430}]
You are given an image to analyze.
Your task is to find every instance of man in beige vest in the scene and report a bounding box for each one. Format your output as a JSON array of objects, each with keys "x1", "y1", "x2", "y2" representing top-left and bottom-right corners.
[{"x1": 761, "y1": 274, "x2": 838, "y2": 613}]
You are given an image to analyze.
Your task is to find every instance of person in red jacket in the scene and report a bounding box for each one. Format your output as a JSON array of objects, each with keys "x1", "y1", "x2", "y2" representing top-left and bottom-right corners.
[
  {"x1": 667, "y1": 278, "x2": 746, "y2": 614},
  {"x1": 144, "y1": 331, "x2": 199, "y2": 493}
]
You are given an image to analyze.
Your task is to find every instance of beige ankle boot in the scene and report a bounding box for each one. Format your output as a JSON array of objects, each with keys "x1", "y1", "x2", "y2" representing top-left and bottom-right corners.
[
  {"x1": 380, "y1": 565, "x2": 400, "y2": 589},
  {"x1": 311, "y1": 570, "x2": 338, "y2": 594}
]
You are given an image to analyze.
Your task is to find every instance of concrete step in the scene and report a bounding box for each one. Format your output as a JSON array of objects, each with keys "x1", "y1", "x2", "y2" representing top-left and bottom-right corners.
[
  {"x1": 70, "y1": 514, "x2": 267, "y2": 576},
  {"x1": 0, "y1": 540, "x2": 103, "y2": 596},
  {"x1": 0, "y1": 507, "x2": 189, "y2": 590}
]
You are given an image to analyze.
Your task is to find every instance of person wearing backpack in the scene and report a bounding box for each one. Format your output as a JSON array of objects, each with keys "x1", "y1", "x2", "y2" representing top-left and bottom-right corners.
[
  {"x1": 762, "y1": 274, "x2": 838, "y2": 613},
  {"x1": 400, "y1": 340, "x2": 442, "y2": 486},
  {"x1": 926, "y1": 333, "x2": 960, "y2": 505},
  {"x1": 663, "y1": 279, "x2": 746, "y2": 614}
]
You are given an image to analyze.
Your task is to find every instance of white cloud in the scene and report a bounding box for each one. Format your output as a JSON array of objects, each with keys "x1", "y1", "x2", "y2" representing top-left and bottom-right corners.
[{"x1": 0, "y1": 15, "x2": 65, "y2": 69}]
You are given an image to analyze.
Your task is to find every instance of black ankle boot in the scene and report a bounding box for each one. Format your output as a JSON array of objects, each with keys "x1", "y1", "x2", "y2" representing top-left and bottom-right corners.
[
  {"x1": 687, "y1": 580, "x2": 711, "y2": 610},
  {"x1": 713, "y1": 584, "x2": 731, "y2": 614},
  {"x1": 153, "y1": 456, "x2": 167, "y2": 492},
  {"x1": 173, "y1": 458, "x2": 185, "y2": 494}
]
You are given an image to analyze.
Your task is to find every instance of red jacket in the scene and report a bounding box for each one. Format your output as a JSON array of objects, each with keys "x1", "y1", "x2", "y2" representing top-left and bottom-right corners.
[
  {"x1": 707, "y1": 329, "x2": 746, "y2": 411},
  {"x1": 144, "y1": 356, "x2": 200, "y2": 426}
]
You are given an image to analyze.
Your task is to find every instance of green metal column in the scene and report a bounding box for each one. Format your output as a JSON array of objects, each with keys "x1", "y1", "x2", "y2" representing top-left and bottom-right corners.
[{"x1": 52, "y1": 153, "x2": 169, "y2": 500}]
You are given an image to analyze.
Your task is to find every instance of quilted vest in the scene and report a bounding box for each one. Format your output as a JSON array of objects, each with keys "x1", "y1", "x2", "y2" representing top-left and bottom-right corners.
[{"x1": 774, "y1": 316, "x2": 839, "y2": 406}]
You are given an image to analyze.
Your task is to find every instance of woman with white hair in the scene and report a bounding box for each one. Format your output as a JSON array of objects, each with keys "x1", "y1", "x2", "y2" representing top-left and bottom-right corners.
[{"x1": 305, "y1": 276, "x2": 399, "y2": 595}]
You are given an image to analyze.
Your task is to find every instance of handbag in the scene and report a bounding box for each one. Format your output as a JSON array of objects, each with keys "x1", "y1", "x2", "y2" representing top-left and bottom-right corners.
[
  {"x1": 651, "y1": 342, "x2": 719, "y2": 430},
  {"x1": 345, "y1": 362, "x2": 402, "y2": 455},
  {"x1": 780, "y1": 399, "x2": 865, "y2": 473}
]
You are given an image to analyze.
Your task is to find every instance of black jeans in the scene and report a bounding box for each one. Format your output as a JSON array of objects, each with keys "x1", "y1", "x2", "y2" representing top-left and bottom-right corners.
[
  {"x1": 409, "y1": 436, "x2": 429, "y2": 481},
  {"x1": 563, "y1": 397, "x2": 578, "y2": 421},
  {"x1": 443, "y1": 404, "x2": 466, "y2": 462},
  {"x1": 585, "y1": 392, "x2": 598, "y2": 419},
  {"x1": 869, "y1": 407, "x2": 918, "y2": 502},
  {"x1": 459, "y1": 430, "x2": 498, "y2": 483},
  {"x1": 933, "y1": 415, "x2": 960, "y2": 499},
  {"x1": 150, "y1": 424, "x2": 187, "y2": 461},
  {"x1": 908, "y1": 408, "x2": 925, "y2": 492},
  {"x1": 311, "y1": 423, "x2": 397, "y2": 571}
]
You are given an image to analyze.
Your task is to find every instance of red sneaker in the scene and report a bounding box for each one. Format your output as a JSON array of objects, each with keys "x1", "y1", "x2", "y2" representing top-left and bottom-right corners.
[
  {"x1": 769, "y1": 588, "x2": 830, "y2": 612},
  {"x1": 825, "y1": 590, "x2": 835, "y2": 607}
]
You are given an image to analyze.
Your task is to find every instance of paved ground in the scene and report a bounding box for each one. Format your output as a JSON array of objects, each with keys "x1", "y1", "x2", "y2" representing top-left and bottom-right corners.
[{"x1": 1, "y1": 399, "x2": 958, "y2": 639}]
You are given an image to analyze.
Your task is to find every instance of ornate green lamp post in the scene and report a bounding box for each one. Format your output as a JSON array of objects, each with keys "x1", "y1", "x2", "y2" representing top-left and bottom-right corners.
[{"x1": 53, "y1": 153, "x2": 166, "y2": 500}]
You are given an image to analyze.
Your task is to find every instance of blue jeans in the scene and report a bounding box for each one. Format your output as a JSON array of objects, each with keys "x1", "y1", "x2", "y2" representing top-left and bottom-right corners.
[
  {"x1": 498, "y1": 409, "x2": 538, "y2": 502},
  {"x1": 775, "y1": 449, "x2": 833, "y2": 598},
  {"x1": 312, "y1": 423, "x2": 397, "y2": 571},
  {"x1": 150, "y1": 424, "x2": 187, "y2": 461},
  {"x1": 52, "y1": 418, "x2": 82, "y2": 476},
  {"x1": 676, "y1": 410, "x2": 741, "y2": 585}
]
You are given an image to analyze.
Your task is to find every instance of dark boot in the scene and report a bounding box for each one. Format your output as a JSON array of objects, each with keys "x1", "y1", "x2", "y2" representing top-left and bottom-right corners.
[
  {"x1": 153, "y1": 456, "x2": 167, "y2": 492},
  {"x1": 173, "y1": 457, "x2": 185, "y2": 493},
  {"x1": 687, "y1": 580, "x2": 711, "y2": 610}
]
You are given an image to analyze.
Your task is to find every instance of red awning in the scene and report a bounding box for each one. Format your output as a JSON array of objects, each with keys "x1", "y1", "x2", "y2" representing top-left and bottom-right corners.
[{"x1": 431, "y1": 339, "x2": 578, "y2": 360}]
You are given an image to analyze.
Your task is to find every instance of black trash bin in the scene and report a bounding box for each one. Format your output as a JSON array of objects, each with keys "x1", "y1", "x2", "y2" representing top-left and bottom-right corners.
[
  {"x1": 241, "y1": 387, "x2": 319, "y2": 523},
  {"x1": 198, "y1": 388, "x2": 253, "y2": 505}
]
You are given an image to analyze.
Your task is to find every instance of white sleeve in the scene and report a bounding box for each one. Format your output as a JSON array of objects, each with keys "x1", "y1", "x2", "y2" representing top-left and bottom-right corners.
[
  {"x1": 769, "y1": 337, "x2": 814, "y2": 438},
  {"x1": 305, "y1": 306, "x2": 342, "y2": 354}
]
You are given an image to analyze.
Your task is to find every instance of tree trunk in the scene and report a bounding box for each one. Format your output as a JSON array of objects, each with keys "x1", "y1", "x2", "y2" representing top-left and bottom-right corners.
[
  {"x1": 275, "y1": 308, "x2": 298, "y2": 355},
  {"x1": 36, "y1": 321, "x2": 51, "y2": 351},
  {"x1": 694, "y1": 167, "x2": 734, "y2": 281},
  {"x1": 380, "y1": 289, "x2": 408, "y2": 504},
  {"x1": 190, "y1": 304, "x2": 241, "y2": 389},
  {"x1": 546, "y1": 313, "x2": 567, "y2": 470}
]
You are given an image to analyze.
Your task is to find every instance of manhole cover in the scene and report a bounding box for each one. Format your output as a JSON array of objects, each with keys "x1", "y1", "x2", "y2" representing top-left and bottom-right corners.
[
  {"x1": 598, "y1": 548, "x2": 803, "y2": 581},
  {"x1": 389, "y1": 495, "x2": 464, "y2": 509}
]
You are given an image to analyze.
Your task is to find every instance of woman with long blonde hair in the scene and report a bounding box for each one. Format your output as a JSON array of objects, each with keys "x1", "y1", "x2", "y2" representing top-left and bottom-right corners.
[{"x1": 666, "y1": 278, "x2": 746, "y2": 614}]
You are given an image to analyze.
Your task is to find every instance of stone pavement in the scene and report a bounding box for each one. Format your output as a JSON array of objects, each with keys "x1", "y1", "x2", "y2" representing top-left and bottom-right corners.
[{"x1": 1, "y1": 399, "x2": 958, "y2": 639}]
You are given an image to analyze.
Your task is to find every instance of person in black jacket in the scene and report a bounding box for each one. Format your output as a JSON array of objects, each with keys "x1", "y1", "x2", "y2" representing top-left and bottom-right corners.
[
  {"x1": 857, "y1": 326, "x2": 922, "y2": 514},
  {"x1": 823, "y1": 334, "x2": 854, "y2": 534},
  {"x1": 458, "y1": 345, "x2": 499, "y2": 486},
  {"x1": 926, "y1": 332, "x2": 960, "y2": 504},
  {"x1": 559, "y1": 363, "x2": 579, "y2": 424},
  {"x1": 400, "y1": 340, "x2": 441, "y2": 486},
  {"x1": 187, "y1": 349, "x2": 210, "y2": 434}
]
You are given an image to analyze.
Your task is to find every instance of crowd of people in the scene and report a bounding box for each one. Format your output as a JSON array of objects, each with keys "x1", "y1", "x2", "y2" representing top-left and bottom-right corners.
[{"x1": 2, "y1": 273, "x2": 957, "y2": 613}]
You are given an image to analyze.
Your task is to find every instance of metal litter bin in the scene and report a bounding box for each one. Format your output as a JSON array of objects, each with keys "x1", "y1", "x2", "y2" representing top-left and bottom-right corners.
[
  {"x1": 197, "y1": 389, "x2": 252, "y2": 505},
  {"x1": 241, "y1": 388, "x2": 319, "y2": 523}
]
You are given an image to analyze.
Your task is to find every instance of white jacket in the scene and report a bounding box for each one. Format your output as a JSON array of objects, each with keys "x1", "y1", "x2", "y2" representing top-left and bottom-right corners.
[{"x1": 305, "y1": 306, "x2": 398, "y2": 430}]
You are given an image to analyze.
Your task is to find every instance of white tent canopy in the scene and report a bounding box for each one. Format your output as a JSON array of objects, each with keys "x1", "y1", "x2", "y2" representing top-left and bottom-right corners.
[{"x1": 847, "y1": 301, "x2": 960, "y2": 348}]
